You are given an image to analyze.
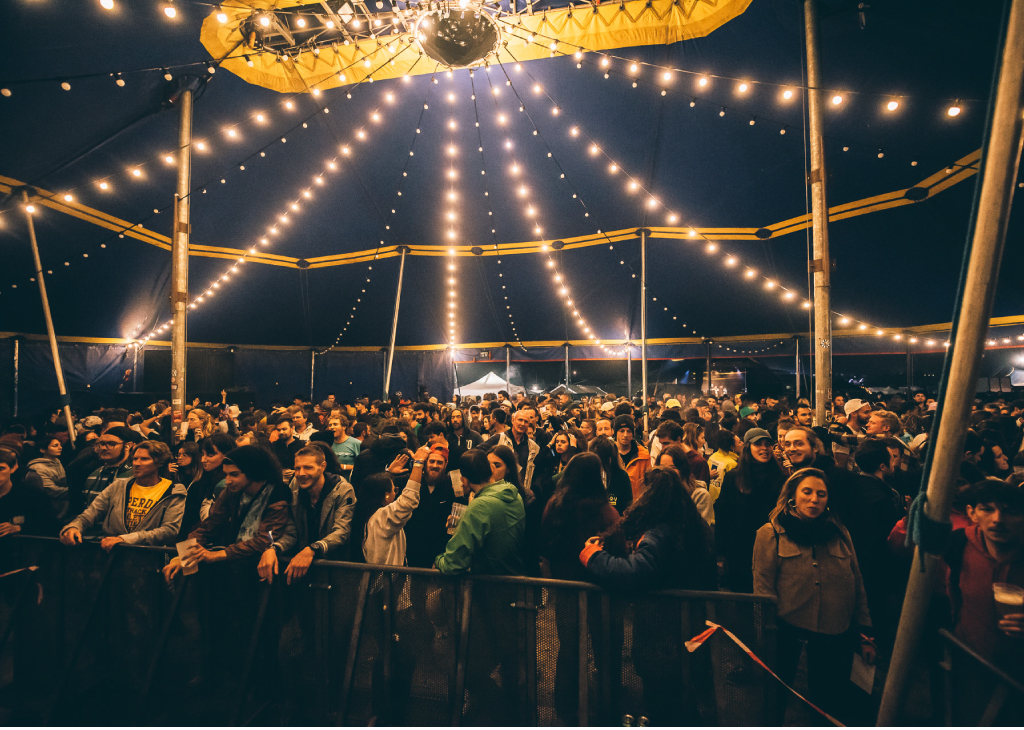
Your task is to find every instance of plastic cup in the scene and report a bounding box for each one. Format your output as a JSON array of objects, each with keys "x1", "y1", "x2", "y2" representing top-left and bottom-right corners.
[{"x1": 992, "y1": 583, "x2": 1024, "y2": 619}]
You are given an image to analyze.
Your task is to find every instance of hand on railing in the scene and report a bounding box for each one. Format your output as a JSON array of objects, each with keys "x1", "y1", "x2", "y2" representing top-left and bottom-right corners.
[
  {"x1": 284, "y1": 547, "x2": 315, "y2": 585},
  {"x1": 257, "y1": 548, "x2": 279, "y2": 584},
  {"x1": 59, "y1": 527, "x2": 83, "y2": 546},
  {"x1": 100, "y1": 536, "x2": 124, "y2": 552}
]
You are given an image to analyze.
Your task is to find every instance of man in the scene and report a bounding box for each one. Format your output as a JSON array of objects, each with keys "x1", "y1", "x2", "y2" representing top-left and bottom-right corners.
[
  {"x1": 405, "y1": 446, "x2": 459, "y2": 568},
  {"x1": 614, "y1": 415, "x2": 650, "y2": 500},
  {"x1": 267, "y1": 445, "x2": 356, "y2": 583},
  {"x1": 326, "y1": 415, "x2": 360, "y2": 474},
  {"x1": 82, "y1": 426, "x2": 139, "y2": 506},
  {"x1": 272, "y1": 416, "x2": 304, "y2": 481},
  {"x1": 961, "y1": 430, "x2": 987, "y2": 484},
  {"x1": 0, "y1": 447, "x2": 57, "y2": 538},
  {"x1": 595, "y1": 417, "x2": 614, "y2": 439},
  {"x1": 579, "y1": 419, "x2": 596, "y2": 442},
  {"x1": 649, "y1": 420, "x2": 683, "y2": 466},
  {"x1": 288, "y1": 405, "x2": 316, "y2": 442},
  {"x1": 163, "y1": 446, "x2": 294, "y2": 581},
  {"x1": 61, "y1": 440, "x2": 185, "y2": 548},
  {"x1": 487, "y1": 407, "x2": 508, "y2": 436},
  {"x1": 865, "y1": 410, "x2": 901, "y2": 440},
  {"x1": 943, "y1": 479, "x2": 1024, "y2": 673},
  {"x1": 435, "y1": 448, "x2": 525, "y2": 576},
  {"x1": 829, "y1": 398, "x2": 871, "y2": 469},
  {"x1": 794, "y1": 405, "x2": 814, "y2": 428},
  {"x1": 447, "y1": 408, "x2": 482, "y2": 469},
  {"x1": 480, "y1": 407, "x2": 540, "y2": 493},
  {"x1": 411, "y1": 403, "x2": 430, "y2": 438},
  {"x1": 354, "y1": 398, "x2": 370, "y2": 423}
]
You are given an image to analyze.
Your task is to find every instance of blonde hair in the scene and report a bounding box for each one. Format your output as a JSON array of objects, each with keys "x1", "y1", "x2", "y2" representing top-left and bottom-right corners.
[{"x1": 189, "y1": 408, "x2": 214, "y2": 438}]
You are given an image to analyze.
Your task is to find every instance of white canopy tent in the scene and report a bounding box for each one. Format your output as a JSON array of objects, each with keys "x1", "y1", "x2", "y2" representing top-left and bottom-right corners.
[{"x1": 457, "y1": 371, "x2": 525, "y2": 398}]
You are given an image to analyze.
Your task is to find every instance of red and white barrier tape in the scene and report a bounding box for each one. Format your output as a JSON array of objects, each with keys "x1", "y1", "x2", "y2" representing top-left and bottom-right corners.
[{"x1": 686, "y1": 619, "x2": 844, "y2": 727}]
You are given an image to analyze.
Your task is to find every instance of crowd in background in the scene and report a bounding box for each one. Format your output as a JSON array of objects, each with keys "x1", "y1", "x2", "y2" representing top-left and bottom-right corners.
[{"x1": 1, "y1": 386, "x2": 1022, "y2": 724}]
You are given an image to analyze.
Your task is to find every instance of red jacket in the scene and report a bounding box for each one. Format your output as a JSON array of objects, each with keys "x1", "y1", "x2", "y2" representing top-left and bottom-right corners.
[
  {"x1": 944, "y1": 524, "x2": 1024, "y2": 666},
  {"x1": 623, "y1": 441, "x2": 651, "y2": 500}
]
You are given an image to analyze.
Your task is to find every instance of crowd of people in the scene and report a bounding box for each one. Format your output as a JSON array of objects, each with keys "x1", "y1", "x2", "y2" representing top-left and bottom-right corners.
[{"x1": 2, "y1": 386, "x2": 1023, "y2": 723}]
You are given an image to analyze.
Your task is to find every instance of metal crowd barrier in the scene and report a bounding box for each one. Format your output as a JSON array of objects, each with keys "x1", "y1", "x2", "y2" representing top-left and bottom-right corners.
[
  {"x1": 0, "y1": 536, "x2": 778, "y2": 726},
  {"x1": 939, "y1": 628, "x2": 1024, "y2": 726}
]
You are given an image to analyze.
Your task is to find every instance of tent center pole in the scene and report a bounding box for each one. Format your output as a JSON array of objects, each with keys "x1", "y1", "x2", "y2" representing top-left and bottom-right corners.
[
  {"x1": 505, "y1": 345, "x2": 511, "y2": 395},
  {"x1": 804, "y1": 0, "x2": 834, "y2": 427},
  {"x1": 564, "y1": 344, "x2": 570, "y2": 390},
  {"x1": 22, "y1": 191, "x2": 75, "y2": 445},
  {"x1": 794, "y1": 336, "x2": 801, "y2": 400},
  {"x1": 878, "y1": 0, "x2": 1024, "y2": 722},
  {"x1": 638, "y1": 228, "x2": 649, "y2": 435},
  {"x1": 170, "y1": 87, "x2": 193, "y2": 430},
  {"x1": 383, "y1": 246, "x2": 409, "y2": 400}
]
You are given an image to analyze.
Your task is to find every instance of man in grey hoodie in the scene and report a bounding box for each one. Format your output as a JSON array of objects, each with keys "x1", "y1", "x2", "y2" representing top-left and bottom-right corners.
[{"x1": 60, "y1": 440, "x2": 185, "y2": 548}]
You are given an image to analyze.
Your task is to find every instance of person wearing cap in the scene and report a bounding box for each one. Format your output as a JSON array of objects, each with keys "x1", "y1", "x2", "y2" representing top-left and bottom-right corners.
[
  {"x1": 81, "y1": 425, "x2": 139, "y2": 507},
  {"x1": 829, "y1": 399, "x2": 871, "y2": 470},
  {"x1": 612, "y1": 415, "x2": 650, "y2": 500},
  {"x1": 715, "y1": 427, "x2": 787, "y2": 592}
]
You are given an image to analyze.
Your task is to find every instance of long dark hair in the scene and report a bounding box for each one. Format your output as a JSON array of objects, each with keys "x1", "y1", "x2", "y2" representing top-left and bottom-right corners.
[
  {"x1": 351, "y1": 472, "x2": 395, "y2": 562},
  {"x1": 542, "y1": 453, "x2": 611, "y2": 542},
  {"x1": 488, "y1": 444, "x2": 526, "y2": 501},
  {"x1": 656, "y1": 444, "x2": 698, "y2": 495},
  {"x1": 588, "y1": 435, "x2": 627, "y2": 481},
  {"x1": 176, "y1": 441, "x2": 203, "y2": 485},
  {"x1": 735, "y1": 440, "x2": 785, "y2": 494},
  {"x1": 600, "y1": 467, "x2": 707, "y2": 562}
]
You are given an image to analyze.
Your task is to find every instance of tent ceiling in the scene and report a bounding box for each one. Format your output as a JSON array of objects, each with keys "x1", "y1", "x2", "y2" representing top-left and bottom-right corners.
[{"x1": 0, "y1": 0, "x2": 1020, "y2": 350}]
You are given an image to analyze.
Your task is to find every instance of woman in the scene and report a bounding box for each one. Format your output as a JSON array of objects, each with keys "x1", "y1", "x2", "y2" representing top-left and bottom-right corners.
[
  {"x1": 356, "y1": 446, "x2": 428, "y2": 565},
  {"x1": 170, "y1": 441, "x2": 203, "y2": 488},
  {"x1": 753, "y1": 468, "x2": 874, "y2": 723},
  {"x1": 176, "y1": 432, "x2": 234, "y2": 539},
  {"x1": 489, "y1": 444, "x2": 542, "y2": 577},
  {"x1": 185, "y1": 408, "x2": 214, "y2": 442},
  {"x1": 27, "y1": 434, "x2": 68, "y2": 520},
  {"x1": 657, "y1": 444, "x2": 714, "y2": 527},
  {"x1": 540, "y1": 452, "x2": 621, "y2": 723},
  {"x1": 587, "y1": 436, "x2": 632, "y2": 514},
  {"x1": 487, "y1": 445, "x2": 528, "y2": 504},
  {"x1": 680, "y1": 422, "x2": 712, "y2": 483},
  {"x1": 580, "y1": 468, "x2": 714, "y2": 726},
  {"x1": 533, "y1": 431, "x2": 579, "y2": 506},
  {"x1": 715, "y1": 432, "x2": 787, "y2": 592}
]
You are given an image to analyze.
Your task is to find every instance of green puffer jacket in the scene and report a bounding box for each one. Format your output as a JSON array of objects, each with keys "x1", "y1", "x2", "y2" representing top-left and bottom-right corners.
[{"x1": 435, "y1": 479, "x2": 526, "y2": 576}]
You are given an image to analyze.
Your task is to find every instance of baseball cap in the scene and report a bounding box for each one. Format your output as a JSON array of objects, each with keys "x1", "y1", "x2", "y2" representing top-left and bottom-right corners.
[
  {"x1": 665, "y1": 398, "x2": 682, "y2": 409},
  {"x1": 844, "y1": 398, "x2": 867, "y2": 416},
  {"x1": 600, "y1": 402, "x2": 616, "y2": 412},
  {"x1": 739, "y1": 406, "x2": 756, "y2": 418},
  {"x1": 743, "y1": 428, "x2": 773, "y2": 445},
  {"x1": 722, "y1": 401, "x2": 736, "y2": 412}
]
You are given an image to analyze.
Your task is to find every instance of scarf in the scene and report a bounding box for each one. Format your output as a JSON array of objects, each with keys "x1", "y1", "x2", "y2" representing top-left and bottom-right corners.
[
  {"x1": 237, "y1": 482, "x2": 276, "y2": 543},
  {"x1": 778, "y1": 510, "x2": 839, "y2": 547}
]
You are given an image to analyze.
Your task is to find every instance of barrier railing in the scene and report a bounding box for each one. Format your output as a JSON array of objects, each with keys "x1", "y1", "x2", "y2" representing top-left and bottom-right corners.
[
  {"x1": 0, "y1": 536, "x2": 777, "y2": 726},
  {"x1": 939, "y1": 628, "x2": 1024, "y2": 726}
]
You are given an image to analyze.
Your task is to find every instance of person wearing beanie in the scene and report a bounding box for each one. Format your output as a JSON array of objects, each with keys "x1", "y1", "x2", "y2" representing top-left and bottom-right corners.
[
  {"x1": 614, "y1": 414, "x2": 650, "y2": 500},
  {"x1": 81, "y1": 425, "x2": 140, "y2": 507}
]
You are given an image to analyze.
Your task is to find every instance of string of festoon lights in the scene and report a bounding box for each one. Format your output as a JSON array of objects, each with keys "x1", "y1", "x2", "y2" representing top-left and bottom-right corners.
[
  {"x1": 493, "y1": 16, "x2": 973, "y2": 125},
  {"x1": 132, "y1": 43, "x2": 417, "y2": 346},
  {"x1": 492, "y1": 52, "x2": 928, "y2": 344},
  {"x1": 443, "y1": 69, "x2": 462, "y2": 347},
  {"x1": 0, "y1": 41, "x2": 399, "y2": 220},
  {"x1": 479, "y1": 68, "x2": 607, "y2": 347},
  {"x1": 466, "y1": 70, "x2": 526, "y2": 348},
  {"x1": 3, "y1": 41, "x2": 412, "y2": 306},
  {"x1": 317, "y1": 59, "x2": 431, "y2": 355},
  {"x1": 490, "y1": 56, "x2": 706, "y2": 354}
]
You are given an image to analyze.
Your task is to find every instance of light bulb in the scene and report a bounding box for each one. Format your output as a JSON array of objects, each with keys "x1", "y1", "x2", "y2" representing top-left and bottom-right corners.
[
  {"x1": 216, "y1": 9, "x2": 227, "y2": 23},
  {"x1": 737, "y1": 82, "x2": 748, "y2": 93},
  {"x1": 101, "y1": 0, "x2": 114, "y2": 8},
  {"x1": 782, "y1": 89, "x2": 793, "y2": 99},
  {"x1": 947, "y1": 104, "x2": 961, "y2": 116},
  {"x1": 296, "y1": 17, "x2": 306, "y2": 28},
  {"x1": 887, "y1": 100, "x2": 899, "y2": 111},
  {"x1": 831, "y1": 94, "x2": 843, "y2": 105},
  {"x1": 164, "y1": 4, "x2": 176, "y2": 18}
]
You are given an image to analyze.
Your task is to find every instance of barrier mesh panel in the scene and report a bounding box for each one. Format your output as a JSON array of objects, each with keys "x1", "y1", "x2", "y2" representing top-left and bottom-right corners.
[{"x1": 1, "y1": 538, "x2": 779, "y2": 727}]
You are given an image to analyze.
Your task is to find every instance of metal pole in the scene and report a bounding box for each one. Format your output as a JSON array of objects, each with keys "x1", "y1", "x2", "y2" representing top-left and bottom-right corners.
[
  {"x1": 626, "y1": 342, "x2": 632, "y2": 398},
  {"x1": 704, "y1": 340, "x2": 712, "y2": 396},
  {"x1": 132, "y1": 344, "x2": 139, "y2": 393},
  {"x1": 906, "y1": 338, "x2": 913, "y2": 397},
  {"x1": 12, "y1": 338, "x2": 19, "y2": 418},
  {"x1": 310, "y1": 350, "x2": 316, "y2": 403},
  {"x1": 21, "y1": 192, "x2": 75, "y2": 445},
  {"x1": 170, "y1": 87, "x2": 193, "y2": 431},
  {"x1": 564, "y1": 344, "x2": 570, "y2": 390},
  {"x1": 804, "y1": 0, "x2": 834, "y2": 428},
  {"x1": 639, "y1": 228, "x2": 649, "y2": 434},
  {"x1": 383, "y1": 246, "x2": 408, "y2": 400},
  {"x1": 794, "y1": 336, "x2": 801, "y2": 400},
  {"x1": 505, "y1": 345, "x2": 511, "y2": 395},
  {"x1": 878, "y1": 1, "x2": 1024, "y2": 722}
]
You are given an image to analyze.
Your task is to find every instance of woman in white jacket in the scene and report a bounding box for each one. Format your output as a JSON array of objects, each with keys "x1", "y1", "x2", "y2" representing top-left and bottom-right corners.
[
  {"x1": 28, "y1": 435, "x2": 68, "y2": 520},
  {"x1": 358, "y1": 445, "x2": 428, "y2": 565}
]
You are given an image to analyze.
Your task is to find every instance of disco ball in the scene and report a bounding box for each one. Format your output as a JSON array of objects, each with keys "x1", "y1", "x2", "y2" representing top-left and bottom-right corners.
[{"x1": 415, "y1": 4, "x2": 501, "y2": 68}]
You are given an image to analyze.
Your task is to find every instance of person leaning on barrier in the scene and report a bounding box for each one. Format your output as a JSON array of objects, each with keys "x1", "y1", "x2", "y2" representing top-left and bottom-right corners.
[
  {"x1": 0, "y1": 446, "x2": 57, "y2": 538},
  {"x1": 434, "y1": 448, "x2": 526, "y2": 576},
  {"x1": 751, "y1": 467, "x2": 874, "y2": 724},
  {"x1": 263, "y1": 445, "x2": 356, "y2": 584},
  {"x1": 163, "y1": 446, "x2": 294, "y2": 582},
  {"x1": 60, "y1": 440, "x2": 185, "y2": 550}
]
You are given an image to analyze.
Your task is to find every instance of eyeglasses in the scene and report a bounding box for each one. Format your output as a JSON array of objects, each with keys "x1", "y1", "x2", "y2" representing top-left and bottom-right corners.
[{"x1": 96, "y1": 440, "x2": 124, "y2": 448}]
